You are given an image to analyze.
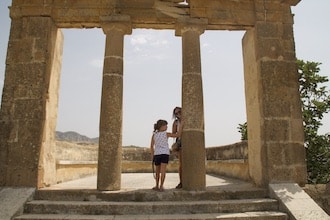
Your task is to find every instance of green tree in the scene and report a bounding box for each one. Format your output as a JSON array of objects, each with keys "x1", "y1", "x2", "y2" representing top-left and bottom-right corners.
[
  {"x1": 298, "y1": 60, "x2": 330, "y2": 183},
  {"x1": 238, "y1": 60, "x2": 330, "y2": 183},
  {"x1": 237, "y1": 122, "x2": 247, "y2": 141}
]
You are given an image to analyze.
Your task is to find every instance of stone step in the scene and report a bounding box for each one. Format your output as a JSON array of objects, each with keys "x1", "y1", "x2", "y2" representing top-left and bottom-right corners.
[
  {"x1": 12, "y1": 175, "x2": 290, "y2": 220},
  {"x1": 34, "y1": 187, "x2": 268, "y2": 202},
  {"x1": 23, "y1": 199, "x2": 279, "y2": 215},
  {"x1": 14, "y1": 211, "x2": 288, "y2": 220}
]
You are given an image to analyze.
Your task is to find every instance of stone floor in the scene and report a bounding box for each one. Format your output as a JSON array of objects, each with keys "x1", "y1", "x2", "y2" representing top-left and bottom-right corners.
[{"x1": 45, "y1": 173, "x2": 254, "y2": 191}]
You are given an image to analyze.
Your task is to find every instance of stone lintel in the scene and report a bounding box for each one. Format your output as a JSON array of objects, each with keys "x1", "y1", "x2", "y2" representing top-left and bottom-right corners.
[
  {"x1": 175, "y1": 17, "x2": 207, "y2": 36},
  {"x1": 100, "y1": 15, "x2": 132, "y2": 35}
]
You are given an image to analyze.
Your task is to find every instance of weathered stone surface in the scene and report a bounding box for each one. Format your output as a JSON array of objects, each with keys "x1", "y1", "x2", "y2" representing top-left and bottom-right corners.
[
  {"x1": 0, "y1": 0, "x2": 306, "y2": 191},
  {"x1": 206, "y1": 141, "x2": 248, "y2": 160},
  {"x1": 270, "y1": 183, "x2": 330, "y2": 219},
  {"x1": 8, "y1": 0, "x2": 298, "y2": 30},
  {"x1": 0, "y1": 187, "x2": 35, "y2": 220}
]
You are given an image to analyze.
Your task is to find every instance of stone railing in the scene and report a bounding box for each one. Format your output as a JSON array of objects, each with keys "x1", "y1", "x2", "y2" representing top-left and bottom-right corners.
[
  {"x1": 205, "y1": 141, "x2": 248, "y2": 160},
  {"x1": 205, "y1": 141, "x2": 249, "y2": 181},
  {"x1": 55, "y1": 141, "x2": 249, "y2": 183},
  {"x1": 56, "y1": 141, "x2": 98, "y2": 183}
]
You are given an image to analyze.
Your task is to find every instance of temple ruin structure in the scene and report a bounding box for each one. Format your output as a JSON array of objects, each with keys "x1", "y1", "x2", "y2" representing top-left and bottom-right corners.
[{"x1": 0, "y1": 0, "x2": 306, "y2": 191}]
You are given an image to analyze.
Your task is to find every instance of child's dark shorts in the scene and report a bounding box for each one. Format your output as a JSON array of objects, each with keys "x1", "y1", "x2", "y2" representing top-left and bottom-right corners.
[{"x1": 153, "y1": 154, "x2": 169, "y2": 165}]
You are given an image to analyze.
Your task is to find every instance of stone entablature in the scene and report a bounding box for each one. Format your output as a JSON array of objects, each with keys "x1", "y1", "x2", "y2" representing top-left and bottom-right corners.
[{"x1": 9, "y1": 0, "x2": 298, "y2": 30}]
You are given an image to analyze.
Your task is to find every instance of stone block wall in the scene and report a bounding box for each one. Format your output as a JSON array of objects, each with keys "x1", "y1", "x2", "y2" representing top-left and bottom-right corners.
[{"x1": 56, "y1": 141, "x2": 98, "y2": 161}]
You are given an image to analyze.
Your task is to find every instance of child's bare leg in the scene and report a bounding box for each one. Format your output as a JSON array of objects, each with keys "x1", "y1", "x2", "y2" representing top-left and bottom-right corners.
[
  {"x1": 154, "y1": 165, "x2": 161, "y2": 190},
  {"x1": 159, "y1": 163, "x2": 167, "y2": 191}
]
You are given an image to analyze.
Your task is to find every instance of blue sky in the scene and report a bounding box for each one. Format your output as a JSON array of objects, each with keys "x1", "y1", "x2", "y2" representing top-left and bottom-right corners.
[{"x1": 0, "y1": 1, "x2": 329, "y2": 147}]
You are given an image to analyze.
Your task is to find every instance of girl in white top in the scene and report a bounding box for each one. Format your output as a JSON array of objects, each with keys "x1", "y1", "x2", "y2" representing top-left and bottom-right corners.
[{"x1": 150, "y1": 119, "x2": 183, "y2": 191}]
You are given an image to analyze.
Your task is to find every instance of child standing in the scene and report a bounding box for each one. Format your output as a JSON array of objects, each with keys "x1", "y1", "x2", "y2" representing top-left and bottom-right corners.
[{"x1": 150, "y1": 119, "x2": 183, "y2": 191}]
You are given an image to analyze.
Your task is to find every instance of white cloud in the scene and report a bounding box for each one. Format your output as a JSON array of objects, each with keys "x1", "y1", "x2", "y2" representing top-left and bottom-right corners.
[
  {"x1": 125, "y1": 32, "x2": 174, "y2": 64},
  {"x1": 89, "y1": 59, "x2": 103, "y2": 68},
  {"x1": 130, "y1": 32, "x2": 169, "y2": 49},
  {"x1": 150, "y1": 39, "x2": 169, "y2": 48},
  {"x1": 202, "y1": 42, "x2": 210, "y2": 48},
  {"x1": 202, "y1": 42, "x2": 213, "y2": 54},
  {"x1": 132, "y1": 46, "x2": 142, "y2": 53},
  {"x1": 130, "y1": 34, "x2": 149, "y2": 46}
]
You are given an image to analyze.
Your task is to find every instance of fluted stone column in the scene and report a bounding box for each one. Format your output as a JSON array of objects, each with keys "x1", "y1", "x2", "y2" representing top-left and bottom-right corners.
[
  {"x1": 175, "y1": 18, "x2": 207, "y2": 191},
  {"x1": 98, "y1": 15, "x2": 132, "y2": 191}
]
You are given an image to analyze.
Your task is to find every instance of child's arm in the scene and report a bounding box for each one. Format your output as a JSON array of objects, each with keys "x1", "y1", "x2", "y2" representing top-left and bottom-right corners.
[{"x1": 167, "y1": 121, "x2": 184, "y2": 138}]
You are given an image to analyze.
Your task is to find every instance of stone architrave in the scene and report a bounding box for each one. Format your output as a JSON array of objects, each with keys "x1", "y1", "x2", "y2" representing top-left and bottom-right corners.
[
  {"x1": 175, "y1": 18, "x2": 207, "y2": 191},
  {"x1": 97, "y1": 15, "x2": 132, "y2": 191}
]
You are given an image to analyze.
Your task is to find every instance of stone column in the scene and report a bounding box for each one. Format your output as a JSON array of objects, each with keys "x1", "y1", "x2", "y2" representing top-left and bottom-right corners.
[
  {"x1": 97, "y1": 15, "x2": 132, "y2": 191},
  {"x1": 175, "y1": 18, "x2": 207, "y2": 191},
  {"x1": 242, "y1": 5, "x2": 307, "y2": 186},
  {"x1": 0, "y1": 16, "x2": 61, "y2": 187}
]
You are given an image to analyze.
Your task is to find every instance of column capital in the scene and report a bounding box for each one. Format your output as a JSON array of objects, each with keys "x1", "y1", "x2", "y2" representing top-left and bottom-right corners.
[
  {"x1": 100, "y1": 15, "x2": 132, "y2": 35},
  {"x1": 175, "y1": 17, "x2": 208, "y2": 36}
]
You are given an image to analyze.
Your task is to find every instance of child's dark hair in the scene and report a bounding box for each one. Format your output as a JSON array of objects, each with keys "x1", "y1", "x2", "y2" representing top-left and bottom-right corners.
[{"x1": 154, "y1": 119, "x2": 168, "y2": 132}]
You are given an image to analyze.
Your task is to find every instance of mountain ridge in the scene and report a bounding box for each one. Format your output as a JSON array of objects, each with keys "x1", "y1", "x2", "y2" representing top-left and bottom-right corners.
[{"x1": 56, "y1": 131, "x2": 99, "y2": 143}]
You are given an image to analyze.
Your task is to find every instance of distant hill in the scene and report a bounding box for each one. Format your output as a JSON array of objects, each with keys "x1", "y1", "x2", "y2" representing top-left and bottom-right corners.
[{"x1": 56, "y1": 131, "x2": 99, "y2": 143}]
